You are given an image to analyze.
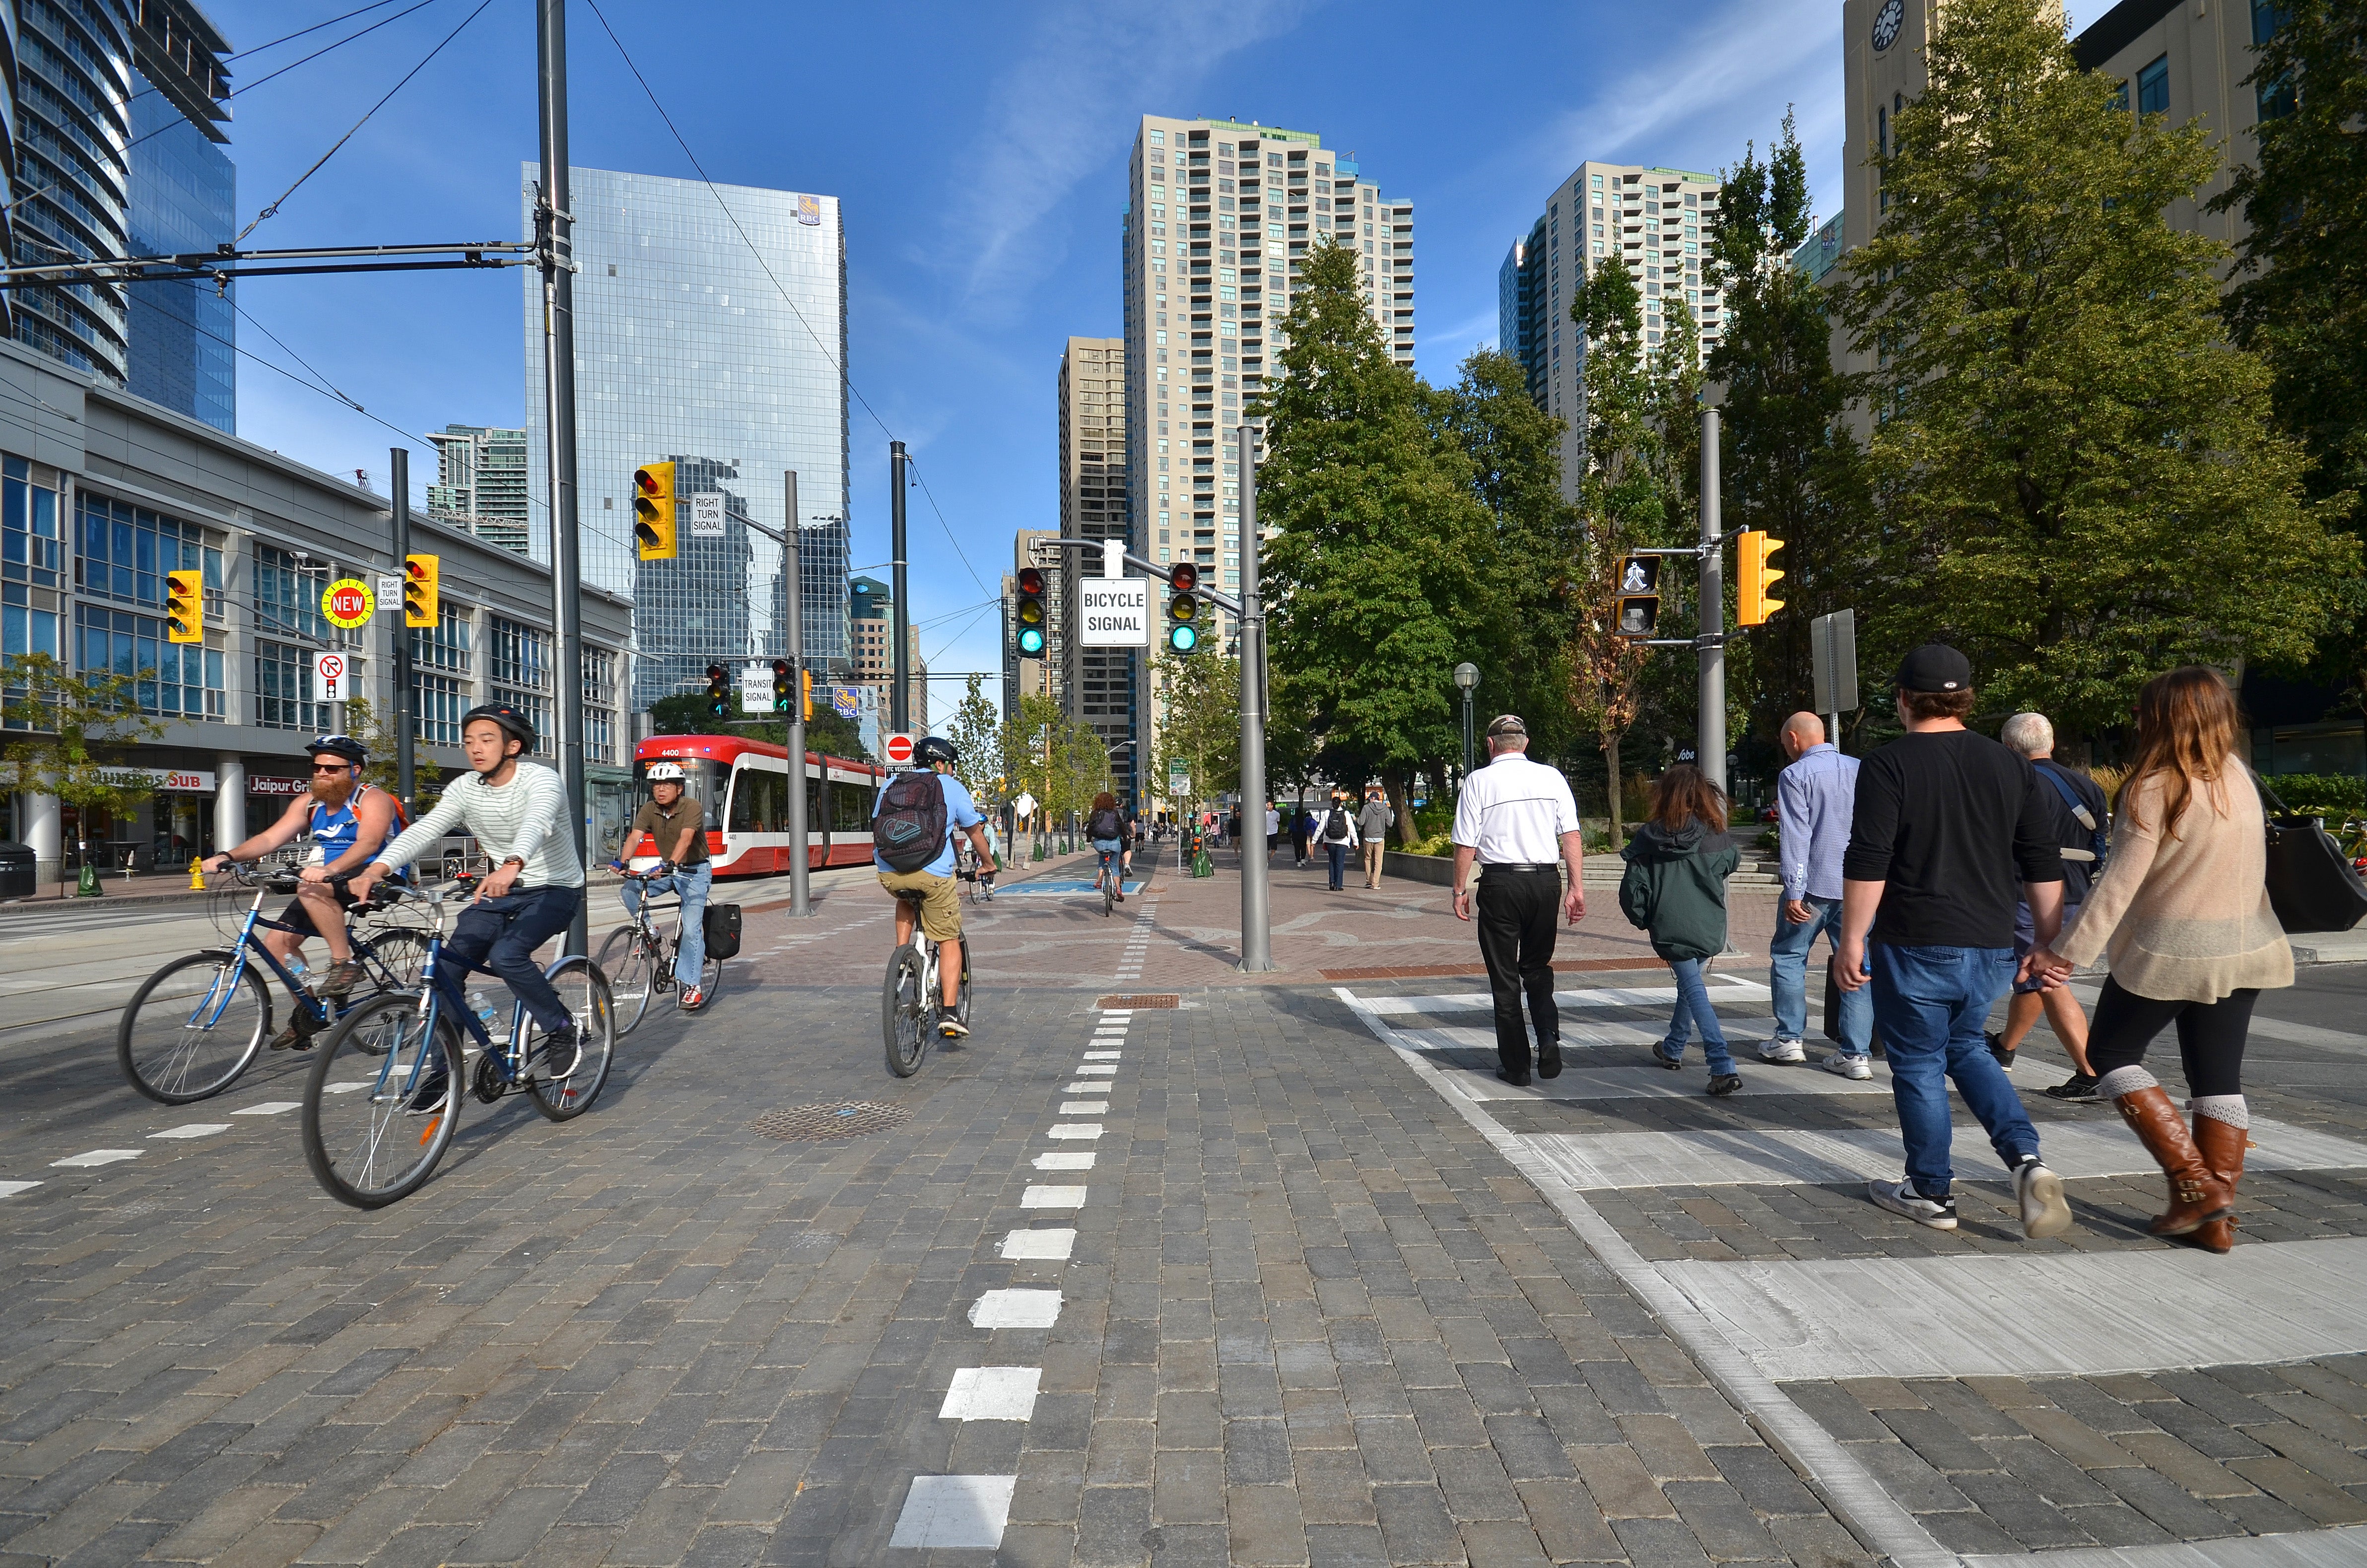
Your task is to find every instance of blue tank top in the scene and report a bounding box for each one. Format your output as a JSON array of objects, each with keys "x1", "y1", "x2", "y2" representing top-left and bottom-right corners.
[{"x1": 309, "y1": 784, "x2": 385, "y2": 865}]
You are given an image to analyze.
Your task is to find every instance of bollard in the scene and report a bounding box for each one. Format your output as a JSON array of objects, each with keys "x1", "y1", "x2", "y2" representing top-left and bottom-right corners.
[{"x1": 188, "y1": 856, "x2": 206, "y2": 890}]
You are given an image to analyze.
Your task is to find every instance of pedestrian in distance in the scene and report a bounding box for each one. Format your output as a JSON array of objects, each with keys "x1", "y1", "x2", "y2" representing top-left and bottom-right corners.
[
  {"x1": 1292, "y1": 804, "x2": 1314, "y2": 867},
  {"x1": 1450, "y1": 715, "x2": 1586, "y2": 1087},
  {"x1": 1620, "y1": 764, "x2": 1745, "y2": 1097},
  {"x1": 1266, "y1": 800, "x2": 1281, "y2": 860},
  {"x1": 1988, "y1": 711, "x2": 2109, "y2": 1100},
  {"x1": 2025, "y1": 667, "x2": 2292, "y2": 1252},
  {"x1": 1765, "y1": 713, "x2": 1873, "y2": 1077},
  {"x1": 1316, "y1": 790, "x2": 1359, "y2": 890},
  {"x1": 1357, "y1": 789, "x2": 1395, "y2": 888},
  {"x1": 1835, "y1": 644, "x2": 2075, "y2": 1240}
]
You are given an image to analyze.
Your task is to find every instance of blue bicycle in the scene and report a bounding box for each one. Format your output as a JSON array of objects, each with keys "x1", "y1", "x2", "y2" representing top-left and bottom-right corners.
[
  {"x1": 298, "y1": 876, "x2": 614, "y2": 1208},
  {"x1": 116, "y1": 864, "x2": 430, "y2": 1104}
]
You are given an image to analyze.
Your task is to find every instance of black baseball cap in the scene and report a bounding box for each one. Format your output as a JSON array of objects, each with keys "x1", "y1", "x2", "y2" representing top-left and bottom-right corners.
[{"x1": 1894, "y1": 644, "x2": 1973, "y2": 693}]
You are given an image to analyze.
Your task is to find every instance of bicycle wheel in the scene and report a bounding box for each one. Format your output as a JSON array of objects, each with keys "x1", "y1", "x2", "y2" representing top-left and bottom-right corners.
[
  {"x1": 118, "y1": 950, "x2": 271, "y2": 1104},
  {"x1": 883, "y1": 945, "x2": 929, "y2": 1077},
  {"x1": 683, "y1": 946, "x2": 722, "y2": 1011},
  {"x1": 596, "y1": 926, "x2": 654, "y2": 1035},
  {"x1": 358, "y1": 928, "x2": 431, "y2": 993},
  {"x1": 529, "y1": 956, "x2": 614, "y2": 1121},
  {"x1": 301, "y1": 993, "x2": 461, "y2": 1208},
  {"x1": 1102, "y1": 870, "x2": 1115, "y2": 917},
  {"x1": 956, "y1": 940, "x2": 976, "y2": 1028}
]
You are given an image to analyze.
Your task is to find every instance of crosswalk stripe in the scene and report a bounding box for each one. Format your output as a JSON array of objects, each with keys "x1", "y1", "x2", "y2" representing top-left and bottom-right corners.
[{"x1": 1358, "y1": 979, "x2": 1770, "y2": 1016}]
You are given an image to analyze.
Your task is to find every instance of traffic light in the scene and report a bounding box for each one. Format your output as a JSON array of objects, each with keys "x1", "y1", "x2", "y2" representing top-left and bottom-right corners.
[
  {"x1": 1612, "y1": 555, "x2": 1658, "y2": 640},
  {"x1": 705, "y1": 662, "x2": 730, "y2": 721},
  {"x1": 1737, "y1": 531, "x2": 1786, "y2": 626},
  {"x1": 633, "y1": 462, "x2": 677, "y2": 560},
  {"x1": 403, "y1": 553, "x2": 439, "y2": 628},
  {"x1": 771, "y1": 659, "x2": 812, "y2": 718},
  {"x1": 1014, "y1": 566, "x2": 1047, "y2": 658},
  {"x1": 1166, "y1": 561, "x2": 1203, "y2": 653},
  {"x1": 164, "y1": 569, "x2": 202, "y2": 644}
]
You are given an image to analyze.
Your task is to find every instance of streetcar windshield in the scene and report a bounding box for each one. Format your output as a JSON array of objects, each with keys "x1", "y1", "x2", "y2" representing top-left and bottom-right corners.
[{"x1": 632, "y1": 756, "x2": 724, "y2": 816}]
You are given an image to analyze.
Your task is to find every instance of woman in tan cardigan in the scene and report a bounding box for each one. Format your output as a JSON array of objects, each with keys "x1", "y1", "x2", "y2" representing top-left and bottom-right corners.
[{"x1": 2027, "y1": 666, "x2": 2292, "y2": 1252}]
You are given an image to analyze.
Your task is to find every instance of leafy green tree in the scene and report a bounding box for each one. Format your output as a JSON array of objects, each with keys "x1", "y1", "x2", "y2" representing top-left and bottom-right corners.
[
  {"x1": 1, "y1": 652, "x2": 165, "y2": 892},
  {"x1": 941, "y1": 674, "x2": 1005, "y2": 805},
  {"x1": 1705, "y1": 111, "x2": 1877, "y2": 744},
  {"x1": 1258, "y1": 241, "x2": 1488, "y2": 822},
  {"x1": 1832, "y1": 0, "x2": 2347, "y2": 739},
  {"x1": 1149, "y1": 646, "x2": 1241, "y2": 815}
]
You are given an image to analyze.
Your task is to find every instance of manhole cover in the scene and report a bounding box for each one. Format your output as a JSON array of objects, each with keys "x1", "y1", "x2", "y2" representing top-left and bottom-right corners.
[
  {"x1": 751, "y1": 1101, "x2": 913, "y2": 1141},
  {"x1": 1097, "y1": 994, "x2": 1179, "y2": 1010}
]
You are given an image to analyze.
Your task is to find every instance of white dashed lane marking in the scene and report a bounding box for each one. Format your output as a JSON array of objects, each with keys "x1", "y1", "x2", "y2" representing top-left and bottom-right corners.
[
  {"x1": 51, "y1": 1149, "x2": 141, "y2": 1168},
  {"x1": 149, "y1": 1124, "x2": 229, "y2": 1140}
]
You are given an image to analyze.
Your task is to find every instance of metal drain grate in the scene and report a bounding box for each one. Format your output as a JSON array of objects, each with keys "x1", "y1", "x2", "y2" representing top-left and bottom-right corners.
[
  {"x1": 751, "y1": 1101, "x2": 913, "y2": 1141},
  {"x1": 1097, "y1": 994, "x2": 1180, "y2": 1010}
]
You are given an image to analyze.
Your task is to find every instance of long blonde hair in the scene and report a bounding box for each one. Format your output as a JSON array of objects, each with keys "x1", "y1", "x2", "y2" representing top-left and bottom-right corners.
[{"x1": 2122, "y1": 666, "x2": 2240, "y2": 841}]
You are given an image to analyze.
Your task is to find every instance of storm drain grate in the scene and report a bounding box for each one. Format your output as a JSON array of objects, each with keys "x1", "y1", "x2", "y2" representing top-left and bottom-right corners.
[
  {"x1": 1097, "y1": 994, "x2": 1180, "y2": 1010},
  {"x1": 751, "y1": 1101, "x2": 913, "y2": 1142}
]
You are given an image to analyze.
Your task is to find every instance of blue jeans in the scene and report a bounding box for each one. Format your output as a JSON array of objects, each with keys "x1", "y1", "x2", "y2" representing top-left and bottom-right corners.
[
  {"x1": 1870, "y1": 943, "x2": 2041, "y2": 1196},
  {"x1": 621, "y1": 864, "x2": 709, "y2": 988},
  {"x1": 1659, "y1": 958, "x2": 1736, "y2": 1074},
  {"x1": 1326, "y1": 842, "x2": 1349, "y2": 888},
  {"x1": 1769, "y1": 895, "x2": 1872, "y2": 1054},
  {"x1": 439, "y1": 885, "x2": 583, "y2": 1036}
]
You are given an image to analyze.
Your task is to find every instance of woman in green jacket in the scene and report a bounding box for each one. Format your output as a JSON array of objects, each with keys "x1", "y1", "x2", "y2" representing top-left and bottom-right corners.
[{"x1": 1619, "y1": 764, "x2": 1745, "y2": 1096}]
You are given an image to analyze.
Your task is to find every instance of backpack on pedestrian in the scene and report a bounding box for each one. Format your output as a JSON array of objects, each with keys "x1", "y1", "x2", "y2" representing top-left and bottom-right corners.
[
  {"x1": 873, "y1": 771, "x2": 949, "y2": 873},
  {"x1": 1325, "y1": 809, "x2": 1350, "y2": 841},
  {"x1": 1087, "y1": 804, "x2": 1122, "y2": 841}
]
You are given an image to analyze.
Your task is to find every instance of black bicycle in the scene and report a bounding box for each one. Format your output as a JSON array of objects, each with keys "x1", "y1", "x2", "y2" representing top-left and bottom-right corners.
[
  {"x1": 597, "y1": 865, "x2": 721, "y2": 1035},
  {"x1": 117, "y1": 865, "x2": 429, "y2": 1104},
  {"x1": 882, "y1": 889, "x2": 975, "y2": 1077}
]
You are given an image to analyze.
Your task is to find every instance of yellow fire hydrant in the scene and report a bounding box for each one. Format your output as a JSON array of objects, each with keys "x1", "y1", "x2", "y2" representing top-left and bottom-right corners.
[{"x1": 188, "y1": 856, "x2": 206, "y2": 890}]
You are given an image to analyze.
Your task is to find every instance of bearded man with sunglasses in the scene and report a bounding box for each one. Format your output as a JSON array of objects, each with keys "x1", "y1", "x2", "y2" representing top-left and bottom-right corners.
[{"x1": 204, "y1": 735, "x2": 401, "y2": 1045}]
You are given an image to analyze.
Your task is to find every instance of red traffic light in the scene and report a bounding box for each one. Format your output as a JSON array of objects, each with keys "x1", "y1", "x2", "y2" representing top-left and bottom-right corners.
[
  {"x1": 1170, "y1": 561, "x2": 1199, "y2": 593},
  {"x1": 772, "y1": 659, "x2": 790, "y2": 677},
  {"x1": 706, "y1": 664, "x2": 726, "y2": 681},
  {"x1": 1016, "y1": 566, "x2": 1045, "y2": 595},
  {"x1": 638, "y1": 469, "x2": 665, "y2": 495}
]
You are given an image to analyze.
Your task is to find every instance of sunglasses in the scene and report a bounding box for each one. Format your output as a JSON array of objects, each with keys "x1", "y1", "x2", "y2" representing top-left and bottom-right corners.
[{"x1": 310, "y1": 763, "x2": 352, "y2": 774}]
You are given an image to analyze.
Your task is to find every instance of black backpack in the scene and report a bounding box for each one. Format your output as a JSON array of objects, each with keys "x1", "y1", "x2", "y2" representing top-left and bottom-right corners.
[
  {"x1": 872, "y1": 772, "x2": 948, "y2": 873},
  {"x1": 1325, "y1": 809, "x2": 1350, "y2": 841},
  {"x1": 1087, "y1": 807, "x2": 1122, "y2": 840}
]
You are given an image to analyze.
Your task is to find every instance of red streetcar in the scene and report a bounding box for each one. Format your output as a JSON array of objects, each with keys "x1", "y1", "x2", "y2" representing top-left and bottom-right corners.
[{"x1": 627, "y1": 734, "x2": 886, "y2": 877}]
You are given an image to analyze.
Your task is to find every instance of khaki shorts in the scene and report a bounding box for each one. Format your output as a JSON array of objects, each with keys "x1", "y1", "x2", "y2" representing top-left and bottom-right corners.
[{"x1": 880, "y1": 869, "x2": 962, "y2": 943}]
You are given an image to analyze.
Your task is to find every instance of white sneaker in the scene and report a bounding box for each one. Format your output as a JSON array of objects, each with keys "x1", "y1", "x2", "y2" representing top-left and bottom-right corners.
[
  {"x1": 1758, "y1": 1038, "x2": 1807, "y2": 1065},
  {"x1": 1869, "y1": 1179, "x2": 1958, "y2": 1229},
  {"x1": 2015, "y1": 1157, "x2": 2073, "y2": 1240},
  {"x1": 1821, "y1": 1052, "x2": 1873, "y2": 1080}
]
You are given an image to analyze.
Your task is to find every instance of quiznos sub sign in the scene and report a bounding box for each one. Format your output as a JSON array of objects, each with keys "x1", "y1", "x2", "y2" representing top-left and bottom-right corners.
[{"x1": 1079, "y1": 578, "x2": 1150, "y2": 648}]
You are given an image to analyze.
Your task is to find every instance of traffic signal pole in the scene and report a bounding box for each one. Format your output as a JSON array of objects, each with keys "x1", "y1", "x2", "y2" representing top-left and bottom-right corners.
[
  {"x1": 1238, "y1": 431, "x2": 1272, "y2": 974},
  {"x1": 783, "y1": 470, "x2": 810, "y2": 918},
  {"x1": 535, "y1": 0, "x2": 589, "y2": 956},
  {"x1": 388, "y1": 445, "x2": 416, "y2": 815},
  {"x1": 1697, "y1": 406, "x2": 1724, "y2": 795},
  {"x1": 890, "y1": 441, "x2": 910, "y2": 735}
]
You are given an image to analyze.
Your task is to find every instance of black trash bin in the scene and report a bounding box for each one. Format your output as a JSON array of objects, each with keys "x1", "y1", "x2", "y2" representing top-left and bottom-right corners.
[{"x1": 0, "y1": 842, "x2": 34, "y2": 901}]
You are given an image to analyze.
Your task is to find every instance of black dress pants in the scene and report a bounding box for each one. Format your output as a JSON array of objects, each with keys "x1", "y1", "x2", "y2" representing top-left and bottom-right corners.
[
  {"x1": 2086, "y1": 977, "x2": 2257, "y2": 1097},
  {"x1": 1476, "y1": 869, "x2": 1560, "y2": 1075}
]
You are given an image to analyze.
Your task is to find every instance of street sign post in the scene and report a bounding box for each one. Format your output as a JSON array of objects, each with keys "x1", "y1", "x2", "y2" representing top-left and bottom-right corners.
[
  {"x1": 738, "y1": 664, "x2": 771, "y2": 715},
  {"x1": 883, "y1": 732, "x2": 917, "y2": 769},
  {"x1": 1812, "y1": 608, "x2": 1859, "y2": 741},
  {"x1": 313, "y1": 651, "x2": 347, "y2": 702}
]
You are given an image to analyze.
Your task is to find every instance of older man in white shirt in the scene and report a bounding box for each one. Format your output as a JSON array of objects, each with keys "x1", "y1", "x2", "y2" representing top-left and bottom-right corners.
[{"x1": 1451, "y1": 714, "x2": 1587, "y2": 1086}]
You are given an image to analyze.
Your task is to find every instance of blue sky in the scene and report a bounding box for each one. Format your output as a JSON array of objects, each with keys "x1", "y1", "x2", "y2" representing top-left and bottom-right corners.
[{"x1": 212, "y1": 0, "x2": 2114, "y2": 727}]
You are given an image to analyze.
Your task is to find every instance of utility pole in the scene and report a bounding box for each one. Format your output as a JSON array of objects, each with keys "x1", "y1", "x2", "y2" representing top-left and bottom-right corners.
[
  {"x1": 1697, "y1": 406, "x2": 1725, "y2": 795},
  {"x1": 889, "y1": 440, "x2": 910, "y2": 736},
  {"x1": 388, "y1": 445, "x2": 416, "y2": 814},
  {"x1": 1239, "y1": 428, "x2": 1272, "y2": 974},
  {"x1": 535, "y1": 0, "x2": 589, "y2": 954},
  {"x1": 783, "y1": 470, "x2": 810, "y2": 917}
]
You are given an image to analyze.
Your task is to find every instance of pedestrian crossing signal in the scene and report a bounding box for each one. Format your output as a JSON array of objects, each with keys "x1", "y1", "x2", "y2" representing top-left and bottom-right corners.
[
  {"x1": 1167, "y1": 562, "x2": 1202, "y2": 654},
  {"x1": 634, "y1": 462, "x2": 677, "y2": 560},
  {"x1": 403, "y1": 554, "x2": 439, "y2": 628},
  {"x1": 165, "y1": 569, "x2": 202, "y2": 644},
  {"x1": 1613, "y1": 555, "x2": 1658, "y2": 640},
  {"x1": 1014, "y1": 567, "x2": 1047, "y2": 659},
  {"x1": 1738, "y1": 532, "x2": 1785, "y2": 626},
  {"x1": 705, "y1": 662, "x2": 730, "y2": 721}
]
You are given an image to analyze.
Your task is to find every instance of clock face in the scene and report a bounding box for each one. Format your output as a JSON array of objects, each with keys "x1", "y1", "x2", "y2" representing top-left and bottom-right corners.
[{"x1": 1873, "y1": 0, "x2": 1904, "y2": 51}]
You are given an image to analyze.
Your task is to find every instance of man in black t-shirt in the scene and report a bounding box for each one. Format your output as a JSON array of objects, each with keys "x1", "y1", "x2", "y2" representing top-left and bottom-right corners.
[{"x1": 1836, "y1": 645, "x2": 2076, "y2": 1241}]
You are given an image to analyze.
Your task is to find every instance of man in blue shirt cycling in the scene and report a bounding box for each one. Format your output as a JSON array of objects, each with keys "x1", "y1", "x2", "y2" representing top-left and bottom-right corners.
[{"x1": 876, "y1": 736, "x2": 991, "y2": 1037}]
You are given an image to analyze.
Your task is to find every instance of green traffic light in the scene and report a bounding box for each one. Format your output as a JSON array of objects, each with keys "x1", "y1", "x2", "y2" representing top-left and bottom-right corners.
[
  {"x1": 1017, "y1": 626, "x2": 1045, "y2": 656},
  {"x1": 1168, "y1": 624, "x2": 1199, "y2": 653}
]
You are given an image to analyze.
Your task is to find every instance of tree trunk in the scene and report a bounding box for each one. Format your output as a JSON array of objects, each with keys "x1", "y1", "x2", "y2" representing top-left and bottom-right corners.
[
  {"x1": 1604, "y1": 731, "x2": 1623, "y2": 846},
  {"x1": 1387, "y1": 771, "x2": 1417, "y2": 848}
]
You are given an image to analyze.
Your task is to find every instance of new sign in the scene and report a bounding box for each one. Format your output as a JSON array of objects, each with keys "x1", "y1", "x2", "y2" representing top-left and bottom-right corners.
[
  {"x1": 1079, "y1": 577, "x2": 1150, "y2": 648},
  {"x1": 321, "y1": 578, "x2": 374, "y2": 629}
]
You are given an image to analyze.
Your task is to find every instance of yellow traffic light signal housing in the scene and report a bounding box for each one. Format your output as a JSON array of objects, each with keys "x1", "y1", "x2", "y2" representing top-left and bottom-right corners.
[
  {"x1": 705, "y1": 662, "x2": 730, "y2": 721},
  {"x1": 404, "y1": 553, "x2": 439, "y2": 628},
  {"x1": 1612, "y1": 555, "x2": 1659, "y2": 640},
  {"x1": 633, "y1": 462, "x2": 677, "y2": 560},
  {"x1": 165, "y1": 569, "x2": 203, "y2": 644},
  {"x1": 1014, "y1": 567, "x2": 1047, "y2": 659},
  {"x1": 1737, "y1": 531, "x2": 1785, "y2": 626},
  {"x1": 1166, "y1": 562, "x2": 1202, "y2": 654}
]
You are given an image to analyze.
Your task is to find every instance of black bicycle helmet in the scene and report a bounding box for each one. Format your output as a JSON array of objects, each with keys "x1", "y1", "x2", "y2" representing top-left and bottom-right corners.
[
  {"x1": 460, "y1": 702, "x2": 538, "y2": 753},
  {"x1": 915, "y1": 735, "x2": 957, "y2": 767},
  {"x1": 307, "y1": 733, "x2": 367, "y2": 767}
]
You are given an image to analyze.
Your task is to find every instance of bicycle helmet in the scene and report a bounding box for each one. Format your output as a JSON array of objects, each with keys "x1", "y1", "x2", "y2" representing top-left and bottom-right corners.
[
  {"x1": 460, "y1": 701, "x2": 538, "y2": 754},
  {"x1": 307, "y1": 733, "x2": 367, "y2": 767},
  {"x1": 645, "y1": 761, "x2": 686, "y2": 784},
  {"x1": 915, "y1": 735, "x2": 958, "y2": 767}
]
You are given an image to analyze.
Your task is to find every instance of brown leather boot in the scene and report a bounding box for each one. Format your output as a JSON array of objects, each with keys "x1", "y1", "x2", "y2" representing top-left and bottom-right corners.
[
  {"x1": 2181, "y1": 1115, "x2": 2248, "y2": 1254},
  {"x1": 2114, "y1": 1086, "x2": 2234, "y2": 1236}
]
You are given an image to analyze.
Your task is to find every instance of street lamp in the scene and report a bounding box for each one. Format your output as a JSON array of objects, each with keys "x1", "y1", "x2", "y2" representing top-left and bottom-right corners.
[{"x1": 1454, "y1": 662, "x2": 1480, "y2": 781}]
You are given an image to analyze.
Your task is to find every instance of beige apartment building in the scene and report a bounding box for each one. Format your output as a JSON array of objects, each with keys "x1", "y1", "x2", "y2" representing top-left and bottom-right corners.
[{"x1": 1055, "y1": 338, "x2": 1140, "y2": 802}]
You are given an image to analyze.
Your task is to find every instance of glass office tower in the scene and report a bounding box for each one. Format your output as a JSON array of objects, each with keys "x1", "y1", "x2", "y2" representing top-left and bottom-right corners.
[
  {"x1": 522, "y1": 167, "x2": 851, "y2": 712},
  {"x1": 127, "y1": 69, "x2": 236, "y2": 432}
]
